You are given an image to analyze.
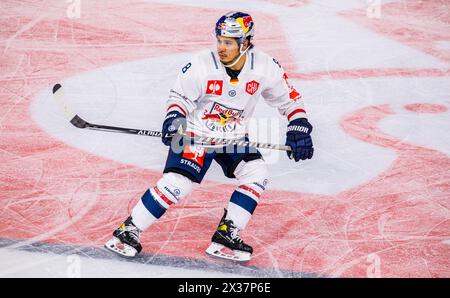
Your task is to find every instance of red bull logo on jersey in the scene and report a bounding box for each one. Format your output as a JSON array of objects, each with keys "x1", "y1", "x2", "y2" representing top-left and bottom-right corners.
[
  {"x1": 245, "y1": 80, "x2": 259, "y2": 95},
  {"x1": 201, "y1": 102, "x2": 244, "y2": 133},
  {"x1": 206, "y1": 80, "x2": 223, "y2": 96}
]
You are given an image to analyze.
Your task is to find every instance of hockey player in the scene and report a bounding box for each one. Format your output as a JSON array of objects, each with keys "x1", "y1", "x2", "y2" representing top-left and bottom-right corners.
[{"x1": 105, "y1": 11, "x2": 314, "y2": 262}]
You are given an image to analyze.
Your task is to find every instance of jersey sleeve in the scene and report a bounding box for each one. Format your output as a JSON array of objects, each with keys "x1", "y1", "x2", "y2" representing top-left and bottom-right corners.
[
  {"x1": 261, "y1": 58, "x2": 308, "y2": 122},
  {"x1": 166, "y1": 56, "x2": 202, "y2": 116}
]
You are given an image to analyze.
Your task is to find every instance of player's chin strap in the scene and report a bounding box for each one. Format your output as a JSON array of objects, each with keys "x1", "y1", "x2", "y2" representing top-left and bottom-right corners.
[{"x1": 222, "y1": 43, "x2": 251, "y2": 68}]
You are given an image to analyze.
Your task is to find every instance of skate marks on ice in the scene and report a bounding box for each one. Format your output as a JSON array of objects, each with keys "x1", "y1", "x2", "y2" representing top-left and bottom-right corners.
[
  {"x1": 0, "y1": 238, "x2": 317, "y2": 278},
  {"x1": 0, "y1": 0, "x2": 317, "y2": 277},
  {"x1": 340, "y1": 1, "x2": 450, "y2": 64},
  {"x1": 0, "y1": 0, "x2": 449, "y2": 277},
  {"x1": 2, "y1": 102, "x2": 449, "y2": 277},
  {"x1": 242, "y1": 103, "x2": 449, "y2": 278}
]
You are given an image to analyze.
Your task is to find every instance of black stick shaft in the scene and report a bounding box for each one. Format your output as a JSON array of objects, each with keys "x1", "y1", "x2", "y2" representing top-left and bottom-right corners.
[
  {"x1": 69, "y1": 114, "x2": 291, "y2": 151},
  {"x1": 53, "y1": 83, "x2": 290, "y2": 152},
  {"x1": 70, "y1": 115, "x2": 162, "y2": 137}
]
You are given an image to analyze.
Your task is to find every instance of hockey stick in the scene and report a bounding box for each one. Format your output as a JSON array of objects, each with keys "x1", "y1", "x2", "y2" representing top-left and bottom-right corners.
[
  {"x1": 52, "y1": 83, "x2": 292, "y2": 152},
  {"x1": 52, "y1": 84, "x2": 163, "y2": 137}
]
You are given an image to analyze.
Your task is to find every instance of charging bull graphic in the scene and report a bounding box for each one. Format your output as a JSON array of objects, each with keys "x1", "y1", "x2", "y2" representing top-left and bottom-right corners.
[{"x1": 202, "y1": 102, "x2": 244, "y2": 133}]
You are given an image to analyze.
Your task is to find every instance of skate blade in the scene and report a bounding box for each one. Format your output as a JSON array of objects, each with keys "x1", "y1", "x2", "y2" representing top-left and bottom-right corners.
[
  {"x1": 104, "y1": 237, "x2": 138, "y2": 258},
  {"x1": 205, "y1": 242, "x2": 251, "y2": 262}
]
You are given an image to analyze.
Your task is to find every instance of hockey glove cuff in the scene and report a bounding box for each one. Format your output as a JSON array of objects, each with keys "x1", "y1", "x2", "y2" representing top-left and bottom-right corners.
[{"x1": 161, "y1": 111, "x2": 186, "y2": 146}]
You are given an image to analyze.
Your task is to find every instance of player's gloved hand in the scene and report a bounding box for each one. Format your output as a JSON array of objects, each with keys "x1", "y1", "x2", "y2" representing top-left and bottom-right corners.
[
  {"x1": 161, "y1": 111, "x2": 186, "y2": 146},
  {"x1": 285, "y1": 118, "x2": 314, "y2": 162}
]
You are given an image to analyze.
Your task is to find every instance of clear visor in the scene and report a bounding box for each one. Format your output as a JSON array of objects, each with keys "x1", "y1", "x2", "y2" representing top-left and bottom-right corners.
[
  {"x1": 219, "y1": 28, "x2": 243, "y2": 38},
  {"x1": 217, "y1": 19, "x2": 245, "y2": 39}
]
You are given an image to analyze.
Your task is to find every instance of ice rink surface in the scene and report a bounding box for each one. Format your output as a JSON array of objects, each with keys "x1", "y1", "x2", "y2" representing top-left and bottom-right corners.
[{"x1": 0, "y1": 0, "x2": 449, "y2": 277}]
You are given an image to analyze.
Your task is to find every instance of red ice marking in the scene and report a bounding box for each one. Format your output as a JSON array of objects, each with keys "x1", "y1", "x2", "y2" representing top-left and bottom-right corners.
[
  {"x1": 340, "y1": 1, "x2": 450, "y2": 62},
  {"x1": 404, "y1": 103, "x2": 448, "y2": 114},
  {"x1": 290, "y1": 68, "x2": 450, "y2": 81},
  {"x1": 1, "y1": 1, "x2": 449, "y2": 277}
]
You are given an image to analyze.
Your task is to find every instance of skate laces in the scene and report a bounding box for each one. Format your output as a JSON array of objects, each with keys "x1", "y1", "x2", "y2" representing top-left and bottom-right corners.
[
  {"x1": 119, "y1": 222, "x2": 140, "y2": 243},
  {"x1": 128, "y1": 225, "x2": 141, "y2": 243}
]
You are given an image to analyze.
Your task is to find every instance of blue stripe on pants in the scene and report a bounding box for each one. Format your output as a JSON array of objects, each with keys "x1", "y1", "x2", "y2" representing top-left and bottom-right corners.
[
  {"x1": 230, "y1": 190, "x2": 257, "y2": 214},
  {"x1": 141, "y1": 189, "x2": 166, "y2": 219}
]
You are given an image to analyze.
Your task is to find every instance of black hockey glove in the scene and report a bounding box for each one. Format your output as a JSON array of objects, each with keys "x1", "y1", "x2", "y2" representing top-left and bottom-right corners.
[
  {"x1": 161, "y1": 111, "x2": 186, "y2": 146},
  {"x1": 285, "y1": 118, "x2": 314, "y2": 162}
]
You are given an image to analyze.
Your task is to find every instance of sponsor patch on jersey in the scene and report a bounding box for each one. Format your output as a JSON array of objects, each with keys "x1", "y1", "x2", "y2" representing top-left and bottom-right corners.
[
  {"x1": 206, "y1": 80, "x2": 223, "y2": 96},
  {"x1": 182, "y1": 145, "x2": 206, "y2": 167},
  {"x1": 202, "y1": 102, "x2": 244, "y2": 133},
  {"x1": 228, "y1": 90, "x2": 236, "y2": 97},
  {"x1": 245, "y1": 80, "x2": 259, "y2": 95}
]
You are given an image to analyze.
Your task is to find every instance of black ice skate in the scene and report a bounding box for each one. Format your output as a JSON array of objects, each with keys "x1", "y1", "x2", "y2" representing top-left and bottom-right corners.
[
  {"x1": 104, "y1": 216, "x2": 142, "y2": 258},
  {"x1": 206, "y1": 209, "x2": 253, "y2": 262}
]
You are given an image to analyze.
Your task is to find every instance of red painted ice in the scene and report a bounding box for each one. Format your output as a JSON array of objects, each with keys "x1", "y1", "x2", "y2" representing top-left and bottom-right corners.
[{"x1": 0, "y1": 0, "x2": 449, "y2": 277}]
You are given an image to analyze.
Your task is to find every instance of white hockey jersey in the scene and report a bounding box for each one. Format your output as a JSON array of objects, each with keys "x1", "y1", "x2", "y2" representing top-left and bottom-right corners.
[{"x1": 166, "y1": 47, "x2": 307, "y2": 140}]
